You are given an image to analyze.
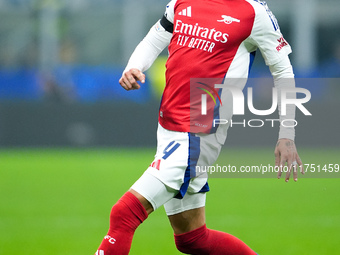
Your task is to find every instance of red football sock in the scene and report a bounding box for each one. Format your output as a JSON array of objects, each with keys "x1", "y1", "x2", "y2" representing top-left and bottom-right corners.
[
  {"x1": 95, "y1": 192, "x2": 148, "y2": 255},
  {"x1": 175, "y1": 224, "x2": 257, "y2": 255}
]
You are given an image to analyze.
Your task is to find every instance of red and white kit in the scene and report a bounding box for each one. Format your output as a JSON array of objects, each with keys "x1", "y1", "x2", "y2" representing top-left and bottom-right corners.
[
  {"x1": 95, "y1": 2, "x2": 297, "y2": 254},
  {"x1": 126, "y1": 0, "x2": 295, "y2": 140},
  {"x1": 126, "y1": 0, "x2": 296, "y2": 212}
]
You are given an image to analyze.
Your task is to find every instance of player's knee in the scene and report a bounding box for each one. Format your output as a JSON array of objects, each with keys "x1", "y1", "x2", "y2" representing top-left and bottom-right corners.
[
  {"x1": 175, "y1": 237, "x2": 206, "y2": 254},
  {"x1": 109, "y1": 198, "x2": 130, "y2": 232},
  {"x1": 175, "y1": 240, "x2": 191, "y2": 254},
  {"x1": 109, "y1": 199, "x2": 125, "y2": 222},
  {"x1": 174, "y1": 232, "x2": 190, "y2": 253},
  {"x1": 174, "y1": 226, "x2": 209, "y2": 254},
  {"x1": 109, "y1": 192, "x2": 148, "y2": 233}
]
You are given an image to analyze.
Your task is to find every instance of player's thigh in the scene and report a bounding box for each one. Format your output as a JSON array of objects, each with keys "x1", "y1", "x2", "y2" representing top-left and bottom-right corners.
[
  {"x1": 131, "y1": 172, "x2": 177, "y2": 211},
  {"x1": 130, "y1": 124, "x2": 190, "y2": 211},
  {"x1": 165, "y1": 192, "x2": 207, "y2": 234},
  {"x1": 168, "y1": 206, "x2": 206, "y2": 235}
]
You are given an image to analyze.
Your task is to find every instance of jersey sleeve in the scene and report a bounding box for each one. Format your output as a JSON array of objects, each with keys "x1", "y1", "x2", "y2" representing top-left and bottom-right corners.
[
  {"x1": 247, "y1": 1, "x2": 295, "y2": 141},
  {"x1": 164, "y1": 0, "x2": 176, "y2": 23},
  {"x1": 247, "y1": 1, "x2": 292, "y2": 66},
  {"x1": 123, "y1": 2, "x2": 174, "y2": 73},
  {"x1": 123, "y1": 22, "x2": 172, "y2": 73}
]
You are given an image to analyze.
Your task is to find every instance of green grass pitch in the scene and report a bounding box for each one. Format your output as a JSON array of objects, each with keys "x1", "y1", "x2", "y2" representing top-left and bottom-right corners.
[{"x1": 0, "y1": 148, "x2": 339, "y2": 255}]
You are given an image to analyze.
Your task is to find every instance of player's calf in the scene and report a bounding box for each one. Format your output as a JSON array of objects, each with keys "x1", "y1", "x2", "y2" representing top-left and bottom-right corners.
[{"x1": 95, "y1": 192, "x2": 148, "y2": 255}]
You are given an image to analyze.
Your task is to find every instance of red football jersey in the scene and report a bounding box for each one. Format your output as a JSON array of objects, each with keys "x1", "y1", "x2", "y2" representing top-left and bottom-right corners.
[{"x1": 158, "y1": 0, "x2": 291, "y2": 133}]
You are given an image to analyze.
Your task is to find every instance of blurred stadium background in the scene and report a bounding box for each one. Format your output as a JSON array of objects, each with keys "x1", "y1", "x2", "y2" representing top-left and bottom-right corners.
[
  {"x1": 0, "y1": 0, "x2": 339, "y2": 254},
  {"x1": 0, "y1": 0, "x2": 339, "y2": 147}
]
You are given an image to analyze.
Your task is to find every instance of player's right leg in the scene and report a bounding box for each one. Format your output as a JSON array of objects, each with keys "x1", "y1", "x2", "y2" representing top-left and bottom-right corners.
[
  {"x1": 94, "y1": 191, "x2": 149, "y2": 255},
  {"x1": 94, "y1": 123, "x2": 189, "y2": 255},
  {"x1": 94, "y1": 173, "x2": 177, "y2": 255}
]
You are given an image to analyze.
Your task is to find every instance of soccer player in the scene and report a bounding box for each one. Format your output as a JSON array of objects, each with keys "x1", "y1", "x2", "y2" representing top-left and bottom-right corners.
[{"x1": 95, "y1": 0, "x2": 304, "y2": 254}]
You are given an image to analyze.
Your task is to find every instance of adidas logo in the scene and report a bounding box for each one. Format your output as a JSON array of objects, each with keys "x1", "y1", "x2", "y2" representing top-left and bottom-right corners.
[{"x1": 178, "y1": 6, "x2": 192, "y2": 17}]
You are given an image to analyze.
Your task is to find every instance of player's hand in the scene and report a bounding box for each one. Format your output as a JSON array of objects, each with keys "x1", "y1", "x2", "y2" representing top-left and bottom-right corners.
[
  {"x1": 119, "y1": 68, "x2": 145, "y2": 91},
  {"x1": 274, "y1": 138, "x2": 305, "y2": 182}
]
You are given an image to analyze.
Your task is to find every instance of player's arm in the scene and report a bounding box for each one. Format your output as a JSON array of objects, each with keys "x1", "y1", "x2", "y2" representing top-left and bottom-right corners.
[
  {"x1": 119, "y1": 1, "x2": 175, "y2": 91},
  {"x1": 248, "y1": 2, "x2": 304, "y2": 181},
  {"x1": 119, "y1": 21, "x2": 172, "y2": 91},
  {"x1": 269, "y1": 57, "x2": 305, "y2": 182}
]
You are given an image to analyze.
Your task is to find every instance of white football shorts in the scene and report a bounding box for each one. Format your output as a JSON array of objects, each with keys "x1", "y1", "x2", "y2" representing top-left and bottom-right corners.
[{"x1": 131, "y1": 123, "x2": 223, "y2": 215}]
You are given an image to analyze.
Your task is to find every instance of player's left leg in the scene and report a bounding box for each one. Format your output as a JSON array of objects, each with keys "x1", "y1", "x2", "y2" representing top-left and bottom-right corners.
[{"x1": 166, "y1": 193, "x2": 258, "y2": 255}]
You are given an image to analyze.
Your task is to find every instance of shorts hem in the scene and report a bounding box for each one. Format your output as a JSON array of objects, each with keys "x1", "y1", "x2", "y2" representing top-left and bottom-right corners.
[{"x1": 165, "y1": 202, "x2": 206, "y2": 216}]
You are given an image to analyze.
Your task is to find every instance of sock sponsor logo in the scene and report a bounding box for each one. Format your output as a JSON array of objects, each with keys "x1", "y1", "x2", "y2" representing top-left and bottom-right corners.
[{"x1": 104, "y1": 235, "x2": 116, "y2": 244}]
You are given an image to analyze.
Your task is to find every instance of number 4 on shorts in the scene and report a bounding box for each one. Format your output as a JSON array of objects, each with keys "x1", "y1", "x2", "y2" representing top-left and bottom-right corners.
[{"x1": 162, "y1": 141, "x2": 181, "y2": 160}]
